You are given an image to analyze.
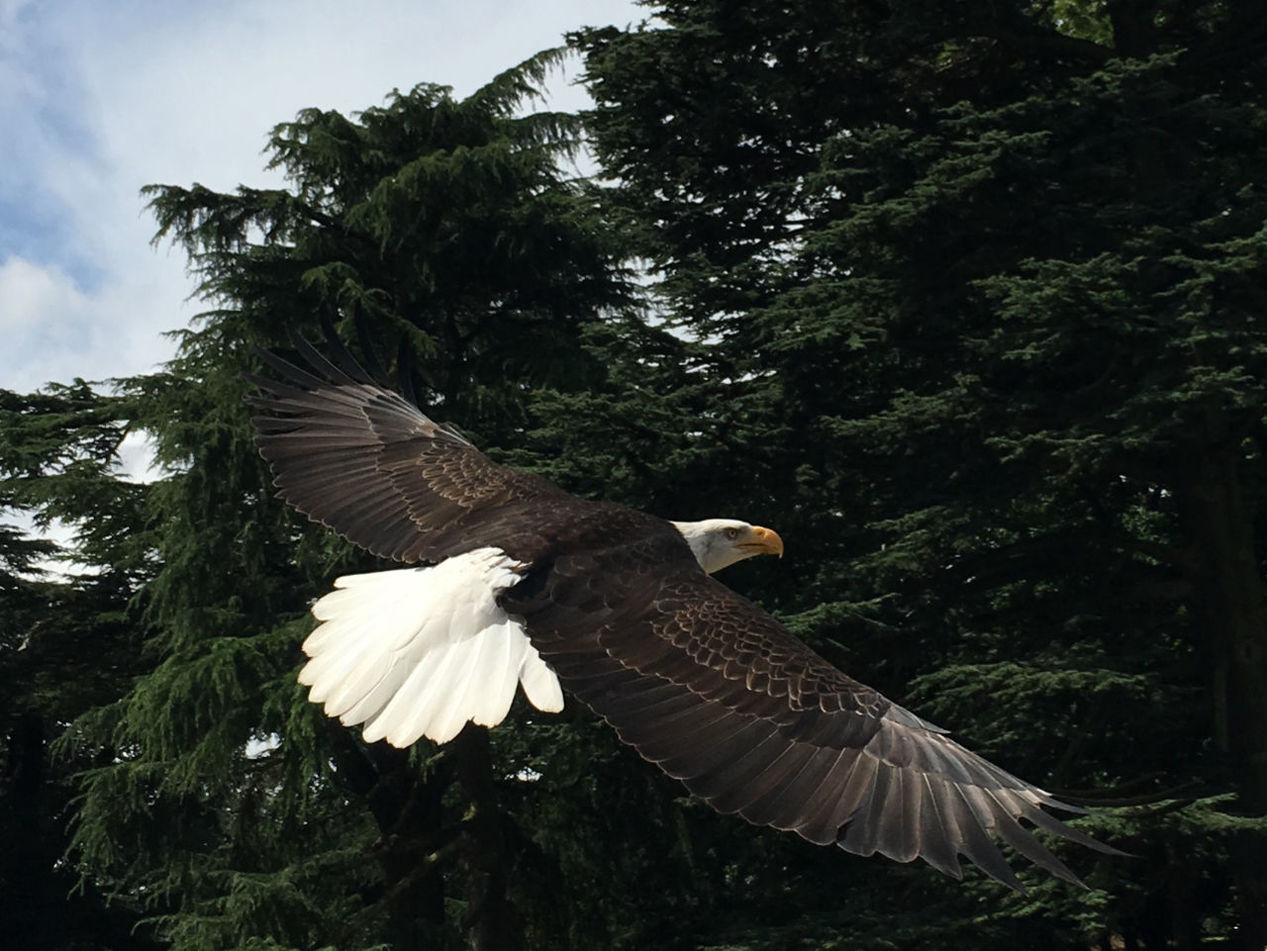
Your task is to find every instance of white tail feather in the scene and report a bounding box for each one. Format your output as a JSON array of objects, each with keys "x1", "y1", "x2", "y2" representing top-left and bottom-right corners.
[
  {"x1": 299, "y1": 548, "x2": 564, "y2": 746},
  {"x1": 519, "y1": 652, "x2": 565, "y2": 712}
]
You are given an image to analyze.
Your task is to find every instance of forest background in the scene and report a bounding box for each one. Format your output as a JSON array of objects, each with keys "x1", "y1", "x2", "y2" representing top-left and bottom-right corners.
[{"x1": 3, "y1": 1, "x2": 1266, "y2": 949}]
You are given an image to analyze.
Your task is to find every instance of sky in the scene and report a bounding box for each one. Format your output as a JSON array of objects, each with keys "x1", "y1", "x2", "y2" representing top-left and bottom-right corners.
[{"x1": 1, "y1": 0, "x2": 645, "y2": 398}]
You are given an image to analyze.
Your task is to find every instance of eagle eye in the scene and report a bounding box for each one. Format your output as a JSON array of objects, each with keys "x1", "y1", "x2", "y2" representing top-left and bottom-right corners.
[{"x1": 724, "y1": 527, "x2": 741, "y2": 540}]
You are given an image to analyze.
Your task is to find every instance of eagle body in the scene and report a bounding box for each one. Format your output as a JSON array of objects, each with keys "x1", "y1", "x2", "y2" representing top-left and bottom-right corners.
[{"x1": 252, "y1": 335, "x2": 1116, "y2": 890}]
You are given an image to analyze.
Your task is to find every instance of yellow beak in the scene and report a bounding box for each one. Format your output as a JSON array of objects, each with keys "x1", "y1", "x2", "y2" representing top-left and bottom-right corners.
[{"x1": 738, "y1": 525, "x2": 784, "y2": 558}]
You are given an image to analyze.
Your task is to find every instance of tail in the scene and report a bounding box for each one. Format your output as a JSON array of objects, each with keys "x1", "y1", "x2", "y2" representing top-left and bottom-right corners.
[{"x1": 298, "y1": 548, "x2": 564, "y2": 746}]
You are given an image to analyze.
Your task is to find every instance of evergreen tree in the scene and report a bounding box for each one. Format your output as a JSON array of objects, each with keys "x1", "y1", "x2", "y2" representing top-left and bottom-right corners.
[
  {"x1": 0, "y1": 384, "x2": 159, "y2": 950},
  {"x1": 60, "y1": 55, "x2": 645, "y2": 951},
  {"x1": 576, "y1": 1, "x2": 1267, "y2": 947}
]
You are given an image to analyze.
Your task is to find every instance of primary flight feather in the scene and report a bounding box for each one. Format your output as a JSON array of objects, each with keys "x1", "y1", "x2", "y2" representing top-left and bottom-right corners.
[{"x1": 251, "y1": 334, "x2": 1114, "y2": 890}]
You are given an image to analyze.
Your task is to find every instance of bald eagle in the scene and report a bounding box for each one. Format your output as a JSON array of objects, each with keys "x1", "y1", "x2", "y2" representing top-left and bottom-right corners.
[{"x1": 251, "y1": 336, "x2": 1114, "y2": 890}]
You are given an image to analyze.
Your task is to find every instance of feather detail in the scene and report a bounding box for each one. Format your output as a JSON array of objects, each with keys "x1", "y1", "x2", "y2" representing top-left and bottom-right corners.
[{"x1": 298, "y1": 548, "x2": 564, "y2": 745}]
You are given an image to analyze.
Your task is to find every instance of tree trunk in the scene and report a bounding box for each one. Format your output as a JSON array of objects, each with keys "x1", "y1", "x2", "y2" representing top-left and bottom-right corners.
[
  {"x1": 454, "y1": 724, "x2": 524, "y2": 951},
  {"x1": 1179, "y1": 434, "x2": 1267, "y2": 950},
  {"x1": 330, "y1": 731, "x2": 448, "y2": 944},
  {"x1": 4, "y1": 710, "x2": 45, "y2": 946}
]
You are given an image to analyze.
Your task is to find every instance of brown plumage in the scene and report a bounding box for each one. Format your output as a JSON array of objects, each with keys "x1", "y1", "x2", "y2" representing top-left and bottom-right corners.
[{"x1": 251, "y1": 334, "x2": 1117, "y2": 890}]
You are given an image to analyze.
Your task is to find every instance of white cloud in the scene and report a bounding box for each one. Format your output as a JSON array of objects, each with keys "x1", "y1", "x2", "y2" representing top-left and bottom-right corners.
[
  {"x1": 0, "y1": 252, "x2": 182, "y2": 392},
  {"x1": 0, "y1": 257, "x2": 88, "y2": 333}
]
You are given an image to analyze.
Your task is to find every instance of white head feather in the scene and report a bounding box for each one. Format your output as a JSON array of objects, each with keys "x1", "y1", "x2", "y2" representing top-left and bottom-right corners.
[{"x1": 669, "y1": 518, "x2": 785, "y2": 574}]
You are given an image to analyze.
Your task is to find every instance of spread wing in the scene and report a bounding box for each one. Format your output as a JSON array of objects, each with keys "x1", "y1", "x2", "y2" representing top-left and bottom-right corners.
[
  {"x1": 504, "y1": 544, "x2": 1117, "y2": 890},
  {"x1": 250, "y1": 335, "x2": 583, "y2": 565}
]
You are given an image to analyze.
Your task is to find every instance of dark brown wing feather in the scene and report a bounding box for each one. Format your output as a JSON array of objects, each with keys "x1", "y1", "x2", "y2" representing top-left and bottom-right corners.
[
  {"x1": 250, "y1": 336, "x2": 587, "y2": 565},
  {"x1": 503, "y1": 541, "x2": 1118, "y2": 889},
  {"x1": 251, "y1": 339, "x2": 1115, "y2": 888}
]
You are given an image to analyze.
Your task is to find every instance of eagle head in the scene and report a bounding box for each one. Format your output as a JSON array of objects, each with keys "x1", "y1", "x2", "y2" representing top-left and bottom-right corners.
[{"x1": 669, "y1": 518, "x2": 785, "y2": 574}]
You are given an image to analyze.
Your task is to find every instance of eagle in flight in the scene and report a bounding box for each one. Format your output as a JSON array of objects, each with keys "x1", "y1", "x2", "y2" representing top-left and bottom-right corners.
[{"x1": 251, "y1": 334, "x2": 1112, "y2": 890}]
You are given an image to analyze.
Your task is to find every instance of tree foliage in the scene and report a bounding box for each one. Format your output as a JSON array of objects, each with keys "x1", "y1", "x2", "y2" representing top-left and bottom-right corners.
[
  {"x1": 7, "y1": 2, "x2": 1267, "y2": 949},
  {"x1": 574, "y1": 0, "x2": 1267, "y2": 946},
  {"x1": 0, "y1": 384, "x2": 160, "y2": 950}
]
